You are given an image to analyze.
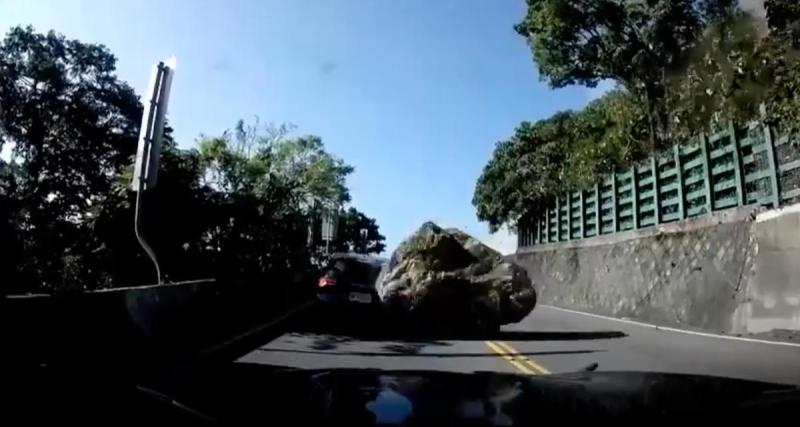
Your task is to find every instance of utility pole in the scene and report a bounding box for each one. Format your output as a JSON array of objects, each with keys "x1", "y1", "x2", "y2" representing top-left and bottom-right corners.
[
  {"x1": 359, "y1": 228, "x2": 368, "y2": 254},
  {"x1": 131, "y1": 58, "x2": 176, "y2": 284},
  {"x1": 321, "y1": 206, "x2": 339, "y2": 256}
]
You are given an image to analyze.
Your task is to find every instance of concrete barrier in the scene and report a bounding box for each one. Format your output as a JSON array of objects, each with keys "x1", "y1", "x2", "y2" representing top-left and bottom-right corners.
[
  {"x1": 513, "y1": 205, "x2": 800, "y2": 336},
  {"x1": 733, "y1": 205, "x2": 800, "y2": 335},
  {"x1": 2, "y1": 278, "x2": 312, "y2": 371}
]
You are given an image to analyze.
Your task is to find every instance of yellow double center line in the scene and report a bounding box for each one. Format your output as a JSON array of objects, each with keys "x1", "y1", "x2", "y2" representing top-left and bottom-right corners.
[{"x1": 485, "y1": 341, "x2": 550, "y2": 375}]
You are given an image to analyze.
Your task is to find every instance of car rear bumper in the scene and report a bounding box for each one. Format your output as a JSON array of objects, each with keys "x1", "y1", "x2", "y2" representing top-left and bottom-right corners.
[{"x1": 317, "y1": 290, "x2": 381, "y2": 310}]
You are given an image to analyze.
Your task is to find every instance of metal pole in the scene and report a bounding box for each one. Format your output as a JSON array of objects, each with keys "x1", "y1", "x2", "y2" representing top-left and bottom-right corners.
[
  {"x1": 133, "y1": 63, "x2": 165, "y2": 284},
  {"x1": 135, "y1": 172, "x2": 161, "y2": 284}
]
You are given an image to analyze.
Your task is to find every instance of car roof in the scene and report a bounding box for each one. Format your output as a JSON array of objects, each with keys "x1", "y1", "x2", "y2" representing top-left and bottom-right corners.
[{"x1": 329, "y1": 252, "x2": 387, "y2": 265}]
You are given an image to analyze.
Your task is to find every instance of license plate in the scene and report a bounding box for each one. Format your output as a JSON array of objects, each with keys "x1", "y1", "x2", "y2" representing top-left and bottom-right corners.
[{"x1": 348, "y1": 292, "x2": 373, "y2": 304}]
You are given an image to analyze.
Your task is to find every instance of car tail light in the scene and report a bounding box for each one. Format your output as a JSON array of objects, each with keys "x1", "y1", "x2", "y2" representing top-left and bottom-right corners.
[{"x1": 318, "y1": 277, "x2": 336, "y2": 288}]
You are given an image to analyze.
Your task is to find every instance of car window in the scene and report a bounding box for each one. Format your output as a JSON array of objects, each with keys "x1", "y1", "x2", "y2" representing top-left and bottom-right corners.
[{"x1": 329, "y1": 258, "x2": 381, "y2": 284}]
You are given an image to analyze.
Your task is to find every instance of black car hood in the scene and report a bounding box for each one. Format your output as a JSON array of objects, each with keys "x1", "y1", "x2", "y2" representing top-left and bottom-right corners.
[{"x1": 175, "y1": 364, "x2": 799, "y2": 424}]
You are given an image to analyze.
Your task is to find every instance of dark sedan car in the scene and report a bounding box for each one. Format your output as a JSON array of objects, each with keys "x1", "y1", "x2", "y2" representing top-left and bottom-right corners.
[{"x1": 316, "y1": 253, "x2": 386, "y2": 310}]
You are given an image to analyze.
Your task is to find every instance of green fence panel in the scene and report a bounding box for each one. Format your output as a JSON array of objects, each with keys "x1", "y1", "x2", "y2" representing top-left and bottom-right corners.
[
  {"x1": 657, "y1": 156, "x2": 678, "y2": 221},
  {"x1": 686, "y1": 188, "x2": 707, "y2": 201},
  {"x1": 746, "y1": 169, "x2": 773, "y2": 181},
  {"x1": 763, "y1": 124, "x2": 781, "y2": 208},
  {"x1": 652, "y1": 157, "x2": 661, "y2": 224},
  {"x1": 539, "y1": 214, "x2": 545, "y2": 244},
  {"x1": 713, "y1": 179, "x2": 737, "y2": 192},
  {"x1": 612, "y1": 172, "x2": 619, "y2": 232},
  {"x1": 579, "y1": 191, "x2": 586, "y2": 238},
  {"x1": 565, "y1": 195, "x2": 571, "y2": 240},
  {"x1": 562, "y1": 196, "x2": 570, "y2": 240},
  {"x1": 544, "y1": 208, "x2": 550, "y2": 243},
  {"x1": 700, "y1": 134, "x2": 714, "y2": 213},
  {"x1": 639, "y1": 189, "x2": 655, "y2": 200},
  {"x1": 715, "y1": 196, "x2": 738, "y2": 209},
  {"x1": 660, "y1": 182, "x2": 680, "y2": 193},
  {"x1": 711, "y1": 163, "x2": 736, "y2": 176},
  {"x1": 686, "y1": 205, "x2": 707, "y2": 217},
  {"x1": 710, "y1": 144, "x2": 735, "y2": 160},
  {"x1": 591, "y1": 183, "x2": 600, "y2": 237},
  {"x1": 684, "y1": 174, "x2": 705, "y2": 186},
  {"x1": 630, "y1": 166, "x2": 639, "y2": 229},
  {"x1": 779, "y1": 159, "x2": 800, "y2": 173},
  {"x1": 660, "y1": 168, "x2": 678, "y2": 179},
  {"x1": 515, "y1": 119, "x2": 797, "y2": 250},
  {"x1": 683, "y1": 157, "x2": 705, "y2": 171},
  {"x1": 558, "y1": 198, "x2": 564, "y2": 241},
  {"x1": 710, "y1": 125, "x2": 738, "y2": 213},
  {"x1": 742, "y1": 152, "x2": 758, "y2": 164},
  {"x1": 571, "y1": 192, "x2": 581, "y2": 238},
  {"x1": 681, "y1": 143, "x2": 701, "y2": 156},
  {"x1": 673, "y1": 145, "x2": 686, "y2": 220},
  {"x1": 783, "y1": 188, "x2": 800, "y2": 201},
  {"x1": 751, "y1": 141, "x2": 773, "y2": 154}
]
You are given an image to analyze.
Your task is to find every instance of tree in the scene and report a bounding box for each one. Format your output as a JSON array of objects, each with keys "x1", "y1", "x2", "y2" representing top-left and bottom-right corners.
[
  {"x1": 0, "y1": 160, "x2": 23, "y2": 293},
  {"x1": 668, "y1": 0, "x2": 800, "y2": 133},
  {"x1": 566, "y1": 89, "x2": 649, "y2": 185},
  {"x1": 331, "y1": 207, "x2": 386, "y2": 254},
  {"x1": 271, "y1": 135, "x2": 354, "y2": 206},
  {"x1": 473, "y1": 89, "x2": 648, "y2": 231},
  {"x1": 198, "y1": 119, "x2": 354, "y2": 207},
  {"x1": 514, "y1": 0, "x2": 721, "y2": 149},
  {"x1": 765, "y1": 0, "x2": 800, "y2": 36},
  {"x1": 756, "y1": 0, "x2": 800, "y2": 130},
  {"x1": 473, "y1": 114, "x2": 572, "y2": 232},
  {"x1": 669, "y1": 10, "x2": 765, "y2": 137},
  {"x1": 0, "y1": 26, "x2": 141, "y2": 290}
]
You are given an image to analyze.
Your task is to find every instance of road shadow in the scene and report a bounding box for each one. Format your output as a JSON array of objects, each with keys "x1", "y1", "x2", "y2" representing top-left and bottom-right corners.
[
  {"x1": 285, "y1": 332, "x2": 453, "y2": 353},
  {"x1": 254, "y1": 348, "x2": 604, "y2": 358},
  {"x1": 291, "y1": 307, "x2": 627, "y2": 345},
  {"x1": 288, "y1": 328, "x2": 627, "y2": 344}
]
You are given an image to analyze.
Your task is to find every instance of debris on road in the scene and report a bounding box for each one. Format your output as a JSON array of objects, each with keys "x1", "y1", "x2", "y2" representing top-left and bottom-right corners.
[{"x1": 376, "y1": 222, "x2": 536, "y2": 331}]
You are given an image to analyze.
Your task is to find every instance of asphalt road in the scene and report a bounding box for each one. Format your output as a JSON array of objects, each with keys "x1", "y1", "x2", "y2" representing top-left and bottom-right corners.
[{"x1": 237, "y1": 304, "x2": 800, "y2": 385}]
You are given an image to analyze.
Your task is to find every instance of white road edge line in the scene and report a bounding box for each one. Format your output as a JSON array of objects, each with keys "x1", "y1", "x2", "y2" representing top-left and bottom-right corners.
[{"x1": 541, "y1": 304, "x2": 800, "y2": 348}]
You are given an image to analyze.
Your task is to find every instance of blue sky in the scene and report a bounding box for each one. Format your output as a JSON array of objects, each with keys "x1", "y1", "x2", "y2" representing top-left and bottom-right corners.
[{"x1": 1, "y1": 0, "x2": 608, "y2": 253}]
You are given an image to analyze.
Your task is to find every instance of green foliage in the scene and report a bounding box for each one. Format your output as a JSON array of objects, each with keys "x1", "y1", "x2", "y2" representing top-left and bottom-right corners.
[
  {"x1": 0, "y1": 26, "x2": 141, "y2": 291},
  {"x1": 198, "y1": 120, "x2": 353, "y2": 206},
  {"x1": 765, "y1": 0, "x2": 800, "y2": 36},
  {"x1": 0, "y1": 27, "x2": 383, "y2": 293},
  {"x1": 514, "y1": 0, "x2": 713, "y2": 148},
  {"x1": 473, "y1": 89, "x2": 648, "y2": 231},
  {"x1": 669, "y1": 10, "x2": 765, "y2": 137},
  {"x1": 668, "y1": 0, "x2": 800, "y2": 133},
  {"x1": 566, "y1": 90, "x2": 650, "y2": 185},
  {"x1": 758, "y1": 0, "x2": 800, "y2": 131},
  {"x1": 271, "y1": 134, "x2": 354, "y2": 206}
]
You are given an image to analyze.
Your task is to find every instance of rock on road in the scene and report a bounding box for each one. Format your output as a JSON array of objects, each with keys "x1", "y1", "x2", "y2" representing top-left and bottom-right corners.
[{"x1": 237, "y1": 305, "x2": 800, "y2": 385}]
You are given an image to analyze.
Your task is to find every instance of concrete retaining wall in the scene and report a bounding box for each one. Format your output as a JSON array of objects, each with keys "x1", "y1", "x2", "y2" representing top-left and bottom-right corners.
[{"x1": 514, "y1": 206, "x2": 800, "y2": 335}]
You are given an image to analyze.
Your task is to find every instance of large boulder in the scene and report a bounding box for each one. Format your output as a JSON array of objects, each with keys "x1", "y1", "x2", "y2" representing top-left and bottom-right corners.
[{"x1": 376, "y1": 222, "x2": 536, "y2": 330}]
